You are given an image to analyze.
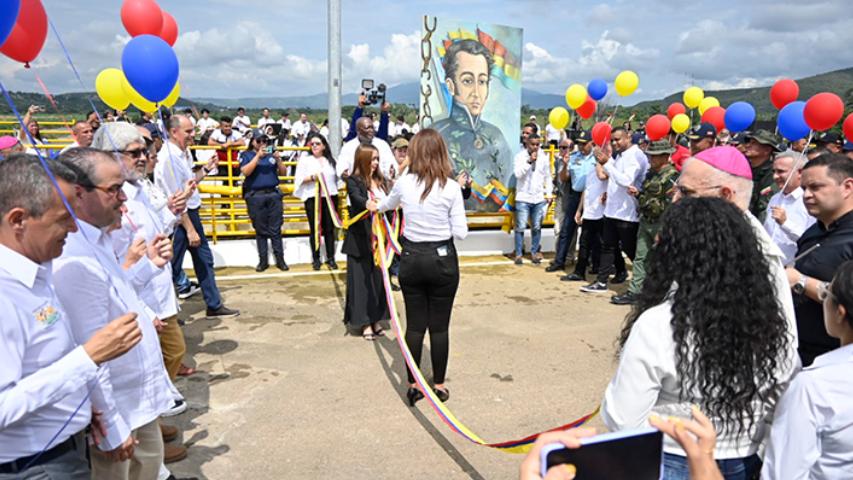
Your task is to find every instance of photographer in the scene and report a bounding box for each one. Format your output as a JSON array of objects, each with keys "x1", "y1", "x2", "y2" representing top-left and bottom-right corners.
[
  {"x1": 344, "y1": 86, "x2": 391, "y2": 142},
  {"x1": 239, "y1": 129, "x2": 288, "y2": 272}
]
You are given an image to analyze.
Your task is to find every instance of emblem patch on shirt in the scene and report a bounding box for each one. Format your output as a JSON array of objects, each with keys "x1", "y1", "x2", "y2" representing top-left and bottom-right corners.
[{"x1": 34, "y1": 304, "x2": 60, "y2": 327}]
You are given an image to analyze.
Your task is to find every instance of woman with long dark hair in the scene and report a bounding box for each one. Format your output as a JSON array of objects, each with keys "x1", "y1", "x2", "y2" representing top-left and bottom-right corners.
[
  {"x1": 342, "y1": 144, "x2": 389, "y2": 340},
  {"x1": 368, "y1": 128, "x2": 468, "y2": 406},
  {"x1": 602, "y1": 197, "x2": 797, "y2": 480},
  {"x1": 763, "y1": 260, "x2": 853, "y2": 479},
  {"x1": 294, "y1": 132, "x2": 339, "y2": 270}
]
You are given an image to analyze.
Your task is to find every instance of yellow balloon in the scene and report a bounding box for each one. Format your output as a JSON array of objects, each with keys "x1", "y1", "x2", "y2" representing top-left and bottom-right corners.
[
  {"x1": 122, "y1": 75, "x2": 157, "y2": 113},
  {"x1": 698, "y1": 96, "x2": 719, "y2": 115},
  {"x1": 683, "y1": 86, "x2": 704, "y2": 109},
  {"x1": 671, "y1": 113, "x2": 691, "y2": 134},
  {"x1": 565, "y1": 84, "x2": 588, "y2": 110},
  {"x1": 95, "y1": 68, "x2": 131, "y2": 111},
  {"x1": 614, "y1": 70, "x2": 639, "y2": 96},
  {"x1": 549, "y1": 107, "x2": 570, "y2": 130},
  {"x1": 162, "y1": 83, "x2": 181, "y2": 108}
]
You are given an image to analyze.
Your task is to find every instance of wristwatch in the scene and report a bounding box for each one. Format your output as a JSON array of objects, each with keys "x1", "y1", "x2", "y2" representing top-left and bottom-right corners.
[{"x1": 793, "y1": 274, "x2": 807, "y2": 295}]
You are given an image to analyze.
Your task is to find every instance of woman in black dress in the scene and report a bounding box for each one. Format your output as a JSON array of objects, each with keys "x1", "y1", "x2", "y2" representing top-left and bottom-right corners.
[{"x1": 342, "y1": 144, "x2": 389, "y2": 340}]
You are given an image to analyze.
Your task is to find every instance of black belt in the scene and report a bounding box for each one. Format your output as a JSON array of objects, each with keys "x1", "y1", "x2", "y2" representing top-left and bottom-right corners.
[
  {"x1": 246, "y1": 187, "x2": 279, "y2": 195},
  {"x1": 0, "y1": 434, "x2": 78, "y2": 474}
]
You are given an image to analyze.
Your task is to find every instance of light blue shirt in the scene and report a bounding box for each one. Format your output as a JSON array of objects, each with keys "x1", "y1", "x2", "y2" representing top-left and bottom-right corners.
[{"x1": 569, "y1": 151, "x2": 596, "y2": 192}]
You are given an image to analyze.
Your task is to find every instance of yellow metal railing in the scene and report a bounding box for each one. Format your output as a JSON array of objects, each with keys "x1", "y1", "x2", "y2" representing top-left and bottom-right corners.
[{"x1": 17, "y1": 140, "x2": 559, "y2": 242}]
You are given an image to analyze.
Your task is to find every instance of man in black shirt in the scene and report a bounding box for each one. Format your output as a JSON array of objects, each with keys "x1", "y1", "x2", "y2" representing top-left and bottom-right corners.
[{"x1": 786, "y1": 154, "x2": 853, "y2": 366}]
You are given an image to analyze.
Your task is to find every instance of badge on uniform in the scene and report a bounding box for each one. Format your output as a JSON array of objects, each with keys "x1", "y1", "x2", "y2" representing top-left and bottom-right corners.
[
  {"x1": 34, "y1": 303, "x2": 60, "y2": 327},
  {"x1": 437, "y1": 246, "x2": 449, "y2": 257},
  {"x1": 269, "y1": 157, "x2": 276, "y2": 165}
]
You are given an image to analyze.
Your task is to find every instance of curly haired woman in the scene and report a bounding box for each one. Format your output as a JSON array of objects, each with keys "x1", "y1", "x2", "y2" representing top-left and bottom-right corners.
[{"x1": 601, "y1": 197, "x2": 798, "y2": 480}]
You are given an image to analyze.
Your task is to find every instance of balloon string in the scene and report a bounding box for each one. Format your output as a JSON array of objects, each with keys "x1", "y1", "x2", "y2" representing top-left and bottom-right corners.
[
  {"x1": 46, "y1": 17, "x2": 104, "y2": 123},
  {"x1": 766, "y1": 131, "x2": 813, "y2": 241},
  {"x1": 32, "y1": 71, "x2": 75, "y2": 136}
]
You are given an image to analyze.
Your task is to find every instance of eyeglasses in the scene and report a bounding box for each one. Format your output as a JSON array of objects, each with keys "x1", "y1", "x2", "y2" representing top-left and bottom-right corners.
[
  {"x1": 309, "y1": 141, "x2": 324, "y2": 147},
  {"x1": 90, "y1": 182, "x2": 125, "y2": 197},
  {"x1": 122, "y1": 148, "x2": 147, "y2": 159}
]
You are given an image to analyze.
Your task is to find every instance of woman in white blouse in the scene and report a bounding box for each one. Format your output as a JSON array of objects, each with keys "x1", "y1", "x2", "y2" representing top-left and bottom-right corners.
[
  {"x1": 762, "y1": 260, "x2": 853, "y2": 480},
  {"x1": 294, "y1": 133, "x2": 340, "y2": 270},
  {"x1": 368, "y1": 129, "x2": 468, "y2": 406},
  {"x1": 602, "y1": 197, "x2": 796, "y2": 480}
]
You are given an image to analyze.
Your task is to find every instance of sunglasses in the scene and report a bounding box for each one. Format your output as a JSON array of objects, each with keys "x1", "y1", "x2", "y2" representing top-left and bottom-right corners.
[
  {"x1": 122, "y1": 148, "x2": 147, "y2": 159},
  {"x1": 309, "y1": 141, "x2": 324, "y2": 147}
]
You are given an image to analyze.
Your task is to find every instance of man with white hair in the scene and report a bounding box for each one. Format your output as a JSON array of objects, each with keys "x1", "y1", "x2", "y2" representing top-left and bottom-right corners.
[
  {"x1": 763, "y1": 150, "x2": 816, "y2": 266},
  {"x1": 673, "y1": 146, "x2": 799, "y2": 362}
]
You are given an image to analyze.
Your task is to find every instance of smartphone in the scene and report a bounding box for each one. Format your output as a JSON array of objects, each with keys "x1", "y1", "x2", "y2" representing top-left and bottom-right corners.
[{"x1": 540, "y1": 428, "x2": 663, "y2": 480}]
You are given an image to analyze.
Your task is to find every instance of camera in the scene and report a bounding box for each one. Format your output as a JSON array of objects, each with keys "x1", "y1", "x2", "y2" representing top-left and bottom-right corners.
[{"x1": 361, "y1": 79, "x2": 387, "y2": 106}]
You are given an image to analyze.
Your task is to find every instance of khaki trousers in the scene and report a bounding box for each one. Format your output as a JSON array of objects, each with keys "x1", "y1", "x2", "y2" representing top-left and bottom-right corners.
[
  {"x1": 158, "y1": 315, "x2": 186, "y2": 380},
  {"x1": 90, "y1": 419, "x2": 163, "y2": 480}
]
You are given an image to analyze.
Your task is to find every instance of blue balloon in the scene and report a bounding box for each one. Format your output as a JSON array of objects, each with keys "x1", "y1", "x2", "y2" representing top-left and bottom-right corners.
[
  {"x1": 777, "y1": 101, "x2": 810, "y2": 141},
  {"x1": 0, "y1": 0, "x2": 21, "y2": 48},
  {"x1": 121, "y1": 35, "x2": 179, "y2": 103},
  {"x1": 587, "y1": 79, "x2": 607, "y2": 101},
  {"x1": 724, "y1": 101, "x2": 755, "y2": 133}
]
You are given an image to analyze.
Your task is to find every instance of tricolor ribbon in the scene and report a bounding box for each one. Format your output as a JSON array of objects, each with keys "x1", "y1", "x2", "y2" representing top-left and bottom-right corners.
[{"x1": 369, "y1": 213, "x2": 599, "y2": 453}]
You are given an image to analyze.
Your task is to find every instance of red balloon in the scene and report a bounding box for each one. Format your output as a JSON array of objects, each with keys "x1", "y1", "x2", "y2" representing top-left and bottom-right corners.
[
  {"x1": 843, "y1": 113, "x2": 853, "y2": 144},
  {"x1": 701, "y1": 106, "x2": 726, "y2": 133},
  {"x1": 0, "y1": 0, "x2": 48, "y2": 66},
  {"x1": 770, "y1": 79, "x2": 799, "y2": 110},
  {"x1": 159, "y1": 11, "x2": 178, "y2": 46},
  {"x1": 646, "y1": 114, "x2": 671, "y2": 141},
  {"x1": 803, "y1": 92, "x2": 844, "y2": 132},
  {"x1": 121, "y1": 0, "x2": 163, "y2": 37},
  {"x1": 666, "y1": 102, "x2": 686, "y2": 120},
  {"x1": 592, "y1": 122, "x2": 612, "y2": 146},
  {"x1": 576, "y1": 98, "x2": 596, "y2": 119}
]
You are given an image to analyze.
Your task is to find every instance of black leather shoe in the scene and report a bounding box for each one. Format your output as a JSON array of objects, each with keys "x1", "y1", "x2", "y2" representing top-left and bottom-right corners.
[
  {"x1": 433, "y1": 387, "x2": 450, "y2": 402},
  {"x1": 561, "y1": 272, "x2": 585, "y2": 281},
  {"x1": 406, "y1": 387, "x2": 424, "y2": 406},
  {"x1": 255, "y1": 262, "x2": 268, "y2": 272},
  {"x1": 206, "y1": 305, "x2": 240, "y2": 317},
  {"x1": 275, "y1": 259, "x2": 289, "y2": 271},
  {"x1": 327, "y1": 260, "x2": 338, "y2": 270},
  {"x1": 611, "y1": 292, "x2": 637, "y2": 305},
  {"x1": 544, "y1": 263, "x2": 565, "y2": 272},
  {"x1": 611, "y1": 271, "x2": 629, "y2": 284},
  {"x1": 312, "y1": 259, "x2": 321, "y2": 271}
]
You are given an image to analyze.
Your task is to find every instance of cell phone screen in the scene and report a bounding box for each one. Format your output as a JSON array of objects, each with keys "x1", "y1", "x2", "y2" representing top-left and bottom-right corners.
[{"x1": 543, "y1": 429, "x2": 663, "y2": 480}]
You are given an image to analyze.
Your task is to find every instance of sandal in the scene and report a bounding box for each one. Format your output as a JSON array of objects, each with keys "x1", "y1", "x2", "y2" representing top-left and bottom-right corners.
[
  {"x1": 177, "y1": 364, "x2": 197, "y2": 376},
  {"x1": 373, "y1": 326, "x2": 385, "y2": 337}
]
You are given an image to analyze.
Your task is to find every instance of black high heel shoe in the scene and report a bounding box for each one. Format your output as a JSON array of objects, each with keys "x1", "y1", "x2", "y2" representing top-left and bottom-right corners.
[
  {"x1": 406, "y1": 387, "x2": 424, "y2": 406},
  {"x1": 433, "y1": 387, "x2": 450, "y2": 402}
]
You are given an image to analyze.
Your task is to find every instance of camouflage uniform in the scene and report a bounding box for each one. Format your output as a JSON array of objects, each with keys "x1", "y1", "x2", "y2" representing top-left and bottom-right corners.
[
  {"x1": 431, "y1": 100, "x2": 513, "y2": 212},
  {"x1": 747, "y1": 129, "x2": 784, "y2": 223},
  {"x1": 628, "y1": 162, "x2": 679, "y2": 294}
]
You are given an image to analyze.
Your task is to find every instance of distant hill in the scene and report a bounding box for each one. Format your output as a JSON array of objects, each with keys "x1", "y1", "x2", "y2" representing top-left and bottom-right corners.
[
  {"x1": 629, "y1": 67, "x2": 853, "y2": 117},
  {"x1": 3, "y1": 66, "x2": 851, "y2": 118}
]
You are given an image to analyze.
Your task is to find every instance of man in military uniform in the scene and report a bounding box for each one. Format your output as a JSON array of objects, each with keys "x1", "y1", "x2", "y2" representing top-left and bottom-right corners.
[
  {"x1": 430, "y1": 39, "x2": 513, "y2": 212},
  {"x1": 745, "y1": 129, "x2": 784, "y2": 223},
  {"x1": 611, "y1": 139, "x2": 678, "y2": 305}
]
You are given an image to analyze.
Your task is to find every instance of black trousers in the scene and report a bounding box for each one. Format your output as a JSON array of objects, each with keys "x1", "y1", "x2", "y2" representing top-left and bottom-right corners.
[
  {"x1": 245, "y1": 188, "x2": 284, "y2": 262},
  {"x1": 304, "y1": 195, "x2": 337, "y2": 262},
  {"x1": 596, "y1": 217, "x2": 638, "y2": 283},
  {"x1": 399, "y1": 237, "x2": 459, "y2": 385},
  {"x1": 573, "y1": 218, "x2": 603, "y2": 276}
]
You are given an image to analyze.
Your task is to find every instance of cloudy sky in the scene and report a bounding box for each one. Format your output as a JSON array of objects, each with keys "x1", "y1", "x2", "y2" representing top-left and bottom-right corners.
[{"x1": 2, "y1": 0, "x2": 852, "y2": 104}]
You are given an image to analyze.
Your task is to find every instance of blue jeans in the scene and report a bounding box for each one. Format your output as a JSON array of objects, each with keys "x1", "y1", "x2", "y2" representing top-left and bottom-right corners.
[
  {"x1": 662, "y1": 453, "x2": 761, "y2": 480},
  {"x1": 172, "y1": 208, "x2": 222, "y2": 310},
  {"x1": 553, "y1": 191, "x2": 582, "y2": 266},
  {"x1": 514, "y1": 201, "x2": 546, "y2": 257}
]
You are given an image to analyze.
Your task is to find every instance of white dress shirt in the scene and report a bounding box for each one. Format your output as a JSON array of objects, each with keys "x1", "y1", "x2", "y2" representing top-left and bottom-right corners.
[
  {"x1": 602, "y1": 299, "x2": 798, "y2": 460},
  {"x1": 257, "y1": 117, "x2": 276, "y2": 129},
  {"x1": 336, "y1": 137, "x2": 395, "y2": 179},
  {"x1": 513, "y1": 148, "x2": 554, "y2": 204},
  {"x1": 291, "y1": 120, "x2": 311, "y2": 138},
  {"x1": 293, "y1": 154, "x2": 339, "y2": 202},
  {"x1": 762, "y1": 343, "x2": 853, "y2": 480},
  {"x1": 209, "y1": 129, "x2": 244, "y2": 146},
  {"x1": 232, "y1": 115, "x2": 251, "y2": 132},
  {"x1": 156, "y1": 141, "x2": 201, "y2": 209},
  {"x1": 140, "y1": 177, "x2": 178, "y2": 235},
  {"x1": 377, "y1": 174, "x2": 468, "y2": 242},
  {"x1": 111, "y1": 181, "x2": 180, "y2": 319},
  {"x1": 0, "y1": 245, "x2": 99, "y2": 462},
  {"x1": 603, "y1": 145, "x2": 647, "y2": 222},
  {"x1": 763, "y1": 187, "x2": 815, "y2": 266},
  {"x1": 581, "y1": 165, "x2": 608, "y2": 221},
  {"x1": 278, "y1": 118, "x2": 292, "y2": 131},
  {"x1": 54, "y1": 221, "x2": 177, "y2": 450},
  {"x1": 545, "y1": 124, "x2": 563, "y2": 143},
  {"x1": 196, "y1": 117, "x2": 218, "y2": 135}
]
